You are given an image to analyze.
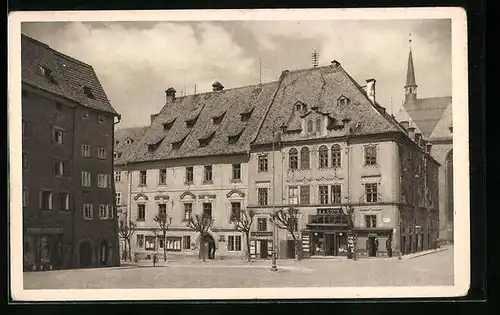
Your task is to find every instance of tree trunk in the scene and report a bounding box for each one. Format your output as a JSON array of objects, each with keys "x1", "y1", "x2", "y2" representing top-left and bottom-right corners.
[
  {"x1": 127, "y1": 238, "x2": 132, "y2": 261},
  {"x1": 246, "y1": 232, "x2": 251, "y2": 262},
  {"x1": 291, "y1": 234, "x2": 301, "y2": 261},
  {"x1": 163, "y1": 231, "x2": 167, "y2": 262}
]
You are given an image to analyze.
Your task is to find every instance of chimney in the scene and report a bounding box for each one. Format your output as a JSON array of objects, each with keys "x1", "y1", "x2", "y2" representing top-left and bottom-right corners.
[
  {"x1": 212, "y1": 81, "x2": 224, "y2": 92},
  {"x1": 400, "y1": 120, "x2": 409, "y2": 130},
  {"x1": 366, "y1": 79, "x2": 376, "y2": 104},
  {"x1": 407, "y1": 126, "x2": 416, "y2": 141},
  {"x1": 165, "y1": 87, "x2": 176, "y2": 103}
]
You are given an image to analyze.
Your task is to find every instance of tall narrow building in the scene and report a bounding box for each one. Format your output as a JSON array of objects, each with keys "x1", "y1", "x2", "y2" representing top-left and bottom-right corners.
[
  {"x1": 397, "y1": 42, "x2": 453, "y2": 243},
  {"x1": 22, "y1": 34, "x2": 121, "y2": 270}
]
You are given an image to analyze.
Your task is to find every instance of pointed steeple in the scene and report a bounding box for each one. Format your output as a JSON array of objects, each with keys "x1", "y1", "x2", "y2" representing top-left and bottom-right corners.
[{"x1": 404, "y1": 33, "x2": 418, "y2": 103}]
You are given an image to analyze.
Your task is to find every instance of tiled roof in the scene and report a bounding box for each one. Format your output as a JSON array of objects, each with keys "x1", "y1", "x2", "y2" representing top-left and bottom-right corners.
[
  {"x1": 114, "y1": 126, "x2": 149, "y2": 165},
  {"x1": 128, "y1": 81, "x2": 280, "y2": 163},
  {"x1": 252, "y1": 64, "x2": 405, "y2": 144},
  {"x1": 400, "y1": 96, "x2": 452, "y2": 138},
  {"x1": 21, "y1": 34, "x2": 118, "y2": 116},
  {"x1": 429, "y1": 102, "x2": 453, "y2": 140}
]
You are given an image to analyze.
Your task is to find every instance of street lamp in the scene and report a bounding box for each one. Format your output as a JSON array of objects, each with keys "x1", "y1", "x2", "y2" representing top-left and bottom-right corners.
[{"x1": 271, "y1": 116, "x2": 286, "y2": 272}]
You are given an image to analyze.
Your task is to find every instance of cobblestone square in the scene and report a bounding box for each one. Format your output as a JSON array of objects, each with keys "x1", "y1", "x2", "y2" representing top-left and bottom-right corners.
[{"x1": 23, "y1": 246, "x2": 453, "y2": 289}]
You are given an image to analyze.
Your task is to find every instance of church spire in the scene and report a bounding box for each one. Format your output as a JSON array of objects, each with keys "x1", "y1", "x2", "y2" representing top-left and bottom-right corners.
[{"x1": 405, "y1": 33, "x2": 418, "y2": 103}]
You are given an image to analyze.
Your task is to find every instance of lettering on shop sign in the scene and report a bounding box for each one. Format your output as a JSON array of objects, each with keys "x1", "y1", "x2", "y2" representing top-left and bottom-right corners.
[{"x1": 26, "y1": 227, "x2": 64, "y2": 234}]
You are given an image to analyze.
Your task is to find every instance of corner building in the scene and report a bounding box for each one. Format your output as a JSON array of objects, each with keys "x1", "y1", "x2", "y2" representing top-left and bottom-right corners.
[
  {"x1": 116, "y1": 62, "x2": 439, "y2": 260},
  {"x1": 22, "y1": 35, "x2": 120, "y2": 270}
]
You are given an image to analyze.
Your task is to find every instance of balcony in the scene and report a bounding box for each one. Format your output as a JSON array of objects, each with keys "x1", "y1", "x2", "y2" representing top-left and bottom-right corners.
[{"x1": 308, "y1": 214, "x2": 349, "y2": 225}]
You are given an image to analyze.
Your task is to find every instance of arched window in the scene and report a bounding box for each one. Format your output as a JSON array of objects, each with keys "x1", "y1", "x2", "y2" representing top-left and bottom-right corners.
[
  {"x1": 289, "y1": 148, "x2": 298, "y2": 170},
  {"x1": 307, "y1": 120, "x2": 314, "y2": 133},
  {"x1": 300, "y1": 147, "x2": 310, "y2": 170},
  {"x1": 319, "y1": 145, "x2": 328, "y2": 168},
  {"x1": 331, "y1": 145, "x2": 341, "y2": 168},
  {"x1": 316, "y1": 118, "x2": 322, "y2": 132}
]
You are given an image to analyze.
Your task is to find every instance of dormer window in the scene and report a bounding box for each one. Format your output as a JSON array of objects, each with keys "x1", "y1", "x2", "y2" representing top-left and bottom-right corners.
[
  {"x1": 240, "y1": 107, "x2": 254, "y2": 122},
  {"x1": 163, "y1": 118, "x2": 176, "y2": 131},
  {"x1": 148, "y1": 137, "x2": 165, "y2": 152},
  {"x1": 83, "y1": 86, "x2": 95, "y2": 99},
  {"x1": 39, "y1": 65, "x2": 56, "y2": 83},
  {"x1": 172, "y1": 137, "x2": 187, "y2": 150},
  {"x1": 114, "y1": 152, "x2": 122, "y2": 159},
  {"x1": 199, "y1": 132, "x2": 215, "y2": 147},
  {"x1": 337, "y1": 95, "x2": 350, "y2": 106},
  {"x1": 228, "y1": 127, "x2": 244, "y2": 144},
  {"x1": 125, "y1": 138, "x2": 133, "y2": 145},
  {"x1": 212, "y1": 111, "x2": 226, "y2": 125},
  {"x1": 186, "y1": 119, "x2": 196, "y2": 128},
  {"x1": 295, "y1": 102, "x2": 308, "y2": 112}
]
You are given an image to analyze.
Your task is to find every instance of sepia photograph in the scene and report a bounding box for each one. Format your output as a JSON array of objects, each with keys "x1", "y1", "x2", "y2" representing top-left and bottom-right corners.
[{"x1": 8, "y1": 8, "x2": 469, "y2": 300}]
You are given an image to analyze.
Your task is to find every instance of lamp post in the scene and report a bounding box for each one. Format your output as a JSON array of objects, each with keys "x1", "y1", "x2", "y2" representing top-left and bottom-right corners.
[{"x1": 271, "y1": 116, "x2": 286, "y2": 272}]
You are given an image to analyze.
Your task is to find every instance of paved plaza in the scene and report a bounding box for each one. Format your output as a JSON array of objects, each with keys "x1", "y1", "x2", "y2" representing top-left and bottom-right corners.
[{"x1": 23, "y1": 246, "x2": 454, "y2": 289}]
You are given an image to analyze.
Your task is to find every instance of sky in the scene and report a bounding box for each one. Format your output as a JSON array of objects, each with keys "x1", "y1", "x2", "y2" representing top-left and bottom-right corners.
[{"x1": 22, "y1": 19, "x2": 451, "y2": 128}]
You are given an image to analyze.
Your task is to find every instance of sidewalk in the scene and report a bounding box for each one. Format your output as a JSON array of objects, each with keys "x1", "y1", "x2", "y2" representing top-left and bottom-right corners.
[{"x1": 399, "y1": 245, "x2": 450, "y2": 260}]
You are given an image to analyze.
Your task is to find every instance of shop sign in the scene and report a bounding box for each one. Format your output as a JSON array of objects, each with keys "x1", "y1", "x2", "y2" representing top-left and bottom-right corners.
[
  {"x1": 250, "y1": 231, "x2": 273, "y2": 237},
  {"x1": 26, "y1": 226, "x2": 64, "y2": 234}
]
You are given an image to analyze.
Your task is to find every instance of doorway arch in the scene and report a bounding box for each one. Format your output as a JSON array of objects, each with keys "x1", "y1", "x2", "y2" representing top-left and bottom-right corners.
[
  {"x1": 200, "y1": 233, "x2": 216, "y2": 260},
  {"x1": 79, "y1": 241, "x2": 93, "y2": 268}
]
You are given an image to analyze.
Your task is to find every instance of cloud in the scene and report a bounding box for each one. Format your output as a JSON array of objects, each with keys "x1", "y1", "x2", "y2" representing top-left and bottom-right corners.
[{"x1": 22, "y1": 21, "x2": 256, "y2": 128}]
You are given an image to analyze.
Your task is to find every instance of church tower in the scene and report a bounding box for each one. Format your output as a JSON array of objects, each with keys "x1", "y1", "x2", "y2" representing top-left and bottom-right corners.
[{"x1": 404, "y1": 34, "x2": 418, "y2": 103}]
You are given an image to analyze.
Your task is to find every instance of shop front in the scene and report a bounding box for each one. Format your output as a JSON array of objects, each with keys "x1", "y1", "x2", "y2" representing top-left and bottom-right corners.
[
  {"x1": 249, "y1": 231, "x2": 273, "y2": 259},
  {"x1": 24, "y1": 226, "x2": 64, "y2": 271},
  {"x1": 304, "y1": 208, "x2": 351, "y2": 257},
  {"x1": 354, "y1": 228, "x2": 394, "y2": 257}
]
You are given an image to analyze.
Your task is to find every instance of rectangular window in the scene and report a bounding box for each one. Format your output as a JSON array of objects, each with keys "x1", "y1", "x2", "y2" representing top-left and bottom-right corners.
[
  {"x1": 22, "y1": 151, "x2": 30, "y2": 170},
  {"x1": 331, "y1": 185, "x2": 342, "y2": 204},
  {"x1": 98, "y1": 113, "x2": 105, "y2": 123},
  {"x1": 230, "y1": 202, "x2": 241, "y2": 221},
  {"x1": 364, "y1": 146, "x2": 377, "y2": 165},
  {"x1": 257, "y1": 218, "x2": 267, "y2": 232},
  {"x1": 232, "y1": 163, "x2": 241, "y2": 181},
  {"x1": 319, "y1": 185, "x2": 329, "y2": 204},
  {"x1": 299, "y1": 186, "x2": 310, "y2": 205},
  {"x1": 145, "y1": 236, "x2": 156, "y2": 251},
  {"x1": 204, "y1": 165, "x2": 213, "y2": 182},
  {"x1": 365, "y1": 183, "x2": 378, "y2": 203},
  {"x1": 115, "y1": 192, "x2": 122, "y2": 206},
  {"x1": 258, "y1": 155, "x2": 268, "y2": 172},
  {"x1": 23, "y1": 188, "x2": 27, "y2": 207},
  {"x1": 166, "y1": 237, "x2": 182, "y2": 252},
  {"x1": 39, "y1": 190, "x2": 53, "y2": 210},
  {"x1": 183, "y1": 235, "x2": 191, "y2": 250},
  {"x1": 114, "y1": 171, "x2": 121, "y2": 182},
  {"x1": 159, "y1": 169, "x2": 167, "y2": 185},
  {"x1": 136, "y1": 235, "x2": 145, "y2": 248},
  {"x1": 54, "y1": 159, "x2": 69, "y2": 176},
  {"x1": 184, "y1": 203, "x2": 193, "y2": 220},
  {"x1": 82, "y1": 109, "x2": 89, "y2": 119},
  {"x1": 81, "y1": 171, "x2": 91, "y2": 187},
  {"x1": 228, "y1": 235, "x2": 242, "y2": 251},
  {"x1": 258, "y1": 188, "x2": 268, "y2": 206},
  {"x1": 22, "y1": 120, "x2": 33, "y2": 137},
  {"x1": 137, "y1": 204, "x2": 145, "y2": 221},
  {"x1": 158, "y1": 203, "x2": 167, "y2": 217},
  {"x1": 107, "y1": 204, "x2": 113, "y2": 219},
  {"x1": 139, "y1": 170, "x2": 147, "y2": 186},
  {"x1": 99, "y1": 204, "x2": 107, "y2": 219},
  {"x1": 98, "y1": 147, "x2": 106, "y2": 159},
  {"x1": 185, "y1": 167, "x2": 194, "y2": 183},
  {"x1": 288, "y1": 186, "x2": 299, "y2": 205},
  {"x1": 98, "y1": 174, "x2": 107, "y2": 188},
  {"x1": 52, "y1": 128, "x2": 63, "y2": 144},
  {"x1": 59, "y1": 193, "x2": 70, "y2": 211},
  {"x1": 203, "y1": 203, "x2": 212, "y2": 219},
  {"x1": 365, "y1": 215, "x2": 377, "y2": 228},
  {"x1": 83, "y1": 204, "x2": 93, "y2": 219},
  {"x1": 81, "y1": 144, "x2": 90, "y2": 157}
]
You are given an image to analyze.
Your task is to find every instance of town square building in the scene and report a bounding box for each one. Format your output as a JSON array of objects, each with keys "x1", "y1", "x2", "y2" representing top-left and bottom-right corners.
[
  {"x1": 22, "y1": 34, "x2": 120, "y2": 270},
  {"x1": 397, "y1": 46, "x2": 453, "y2": 243},
  {"x1": 115, "y1": 60, "x2": 440, "y2": 260}
]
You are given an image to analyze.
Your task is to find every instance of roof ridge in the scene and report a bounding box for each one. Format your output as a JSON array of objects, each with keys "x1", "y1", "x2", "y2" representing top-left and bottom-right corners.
[
  {"x1": 21, "y1": 33, "x2": 50, "y2": 47},
  {"x1": 177, "y1": 80, "x2": 278, "y2": 100}
]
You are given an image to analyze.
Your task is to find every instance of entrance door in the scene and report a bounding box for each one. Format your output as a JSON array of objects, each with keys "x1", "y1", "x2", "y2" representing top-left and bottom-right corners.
[
  {"x1": 367, "y1": 236, "x2": 377, "y2": 257},
  {"x1": 259, "y1": 241, "x2": 268, "y2": 259},
  {"x1": 79, "y1": 241, "x2": 93, "y2": 268},
  {"x1": 325, "y1": 234, "x2": 336, "y2": 256},
  {"x1": 286, "y1": 240, "x2": 295, "y2": 258}
]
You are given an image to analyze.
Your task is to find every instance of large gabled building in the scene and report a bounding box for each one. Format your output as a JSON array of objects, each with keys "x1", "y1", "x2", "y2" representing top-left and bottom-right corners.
[
  {"x1": 115, "y1": 60, "x2": 440, "y2": 261},
  {"x1": 397, "y1": 46, "x2": 453, "y2": 243},
  {"x1": 22, "y1": 34, "x2": 120, "y2": 270}
]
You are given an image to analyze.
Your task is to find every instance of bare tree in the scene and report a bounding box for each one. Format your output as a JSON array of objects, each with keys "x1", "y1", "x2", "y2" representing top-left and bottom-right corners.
[
  {"x1": 186, "y1": 214, "x2": 214, "y2": 262},
  {"x1": 230, "y1": 209, "x2": 255, "y2": 262},
  {"x1": 118, "y1": 220, "x2": 136, "y2": 261},
  {"x1": 153, "y1": 213, "x2": 172, "y2": 262},
  {"x1": 269, "y1": 207, "x2": 302, "y2": 260}
]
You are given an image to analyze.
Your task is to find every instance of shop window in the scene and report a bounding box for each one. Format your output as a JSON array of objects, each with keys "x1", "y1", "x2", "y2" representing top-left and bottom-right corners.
[
  {"x1": 145, "y1": 236, "x2": 156, "y2": 251},
  {"x1": 137, "y1": 235, "x2": 145, "y2": 248},
  {"x1": 166, "y1": 237, "x2": 182, "y2": 251},
  {"x1": 228, "y1": 235, "x2": 241, "y2": 251},
  {"x1": 183, "y1": 236, "x2": 191, "y2": 250}
]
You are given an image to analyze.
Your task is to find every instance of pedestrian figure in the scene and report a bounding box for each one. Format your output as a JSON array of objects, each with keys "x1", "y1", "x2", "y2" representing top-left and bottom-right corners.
[
  {"x1": 386, "y1": 238, "x2": 392, "y2": 257},
  {"x1": 153, "y1": 253, "x2": 157, "y2": 267},
  {"x1": 374, "y1": 238, "x2": 379, "y2": 257}
]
